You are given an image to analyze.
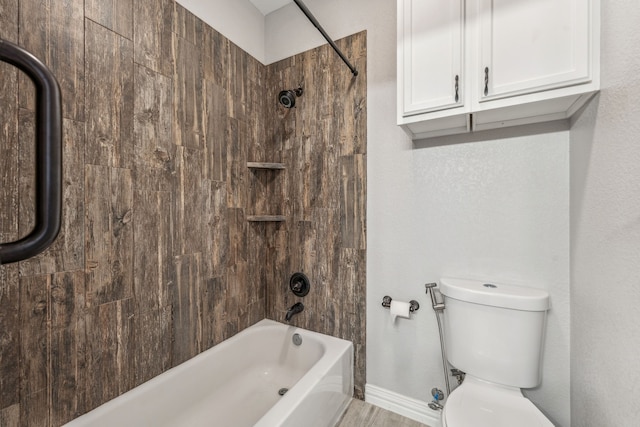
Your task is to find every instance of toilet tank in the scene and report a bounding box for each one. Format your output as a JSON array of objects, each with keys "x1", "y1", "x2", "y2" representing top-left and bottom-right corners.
[{"x1": 440, "y1": 277, "x2": 550, "y2": 389}]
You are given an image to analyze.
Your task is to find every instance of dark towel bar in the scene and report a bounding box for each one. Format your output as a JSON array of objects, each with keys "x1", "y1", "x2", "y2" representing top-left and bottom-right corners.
[{"x1": 0, "y1": 38, "x2": 62, "y2": 264}]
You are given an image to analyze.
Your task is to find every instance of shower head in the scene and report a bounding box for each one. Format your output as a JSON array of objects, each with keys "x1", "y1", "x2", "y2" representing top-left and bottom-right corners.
[{"x1": 278, "y1": 87, "x2": 303, "y2": 108}]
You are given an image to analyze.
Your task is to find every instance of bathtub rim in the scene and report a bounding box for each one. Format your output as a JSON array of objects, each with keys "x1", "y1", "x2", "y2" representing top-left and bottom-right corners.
[
  {"x1": 254, "y1": 318, "x2": 354, "y2": 426},
  {"x1": 64, "y1": 318, "x2": 354, "y2": 427}
]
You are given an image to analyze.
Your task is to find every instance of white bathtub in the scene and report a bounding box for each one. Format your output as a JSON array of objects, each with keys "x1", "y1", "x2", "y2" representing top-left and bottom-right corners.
[{"x1": 65, "y1": 319, "x2": 353, "y2": 427}]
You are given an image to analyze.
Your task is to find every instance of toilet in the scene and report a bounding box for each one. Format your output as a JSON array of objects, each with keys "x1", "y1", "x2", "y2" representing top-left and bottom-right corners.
[{"x1": 438, "y1": 277, "x2": 554, "y2": 427}]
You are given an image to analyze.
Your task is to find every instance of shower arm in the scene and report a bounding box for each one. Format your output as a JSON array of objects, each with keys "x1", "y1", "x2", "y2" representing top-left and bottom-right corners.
[{"x1": 292, "y1": 0, "x2": 358, "y2": 77}]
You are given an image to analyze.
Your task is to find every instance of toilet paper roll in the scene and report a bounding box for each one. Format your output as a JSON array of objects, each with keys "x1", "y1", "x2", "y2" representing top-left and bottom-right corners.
[{"x1": 390, "y1": 300, "x2": 411, "y2": 323}]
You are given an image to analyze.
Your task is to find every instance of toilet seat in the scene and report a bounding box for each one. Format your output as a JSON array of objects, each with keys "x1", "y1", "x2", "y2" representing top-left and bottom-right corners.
[{"x1": 442, "y1": 376, "x2": 554, "y2": 427}]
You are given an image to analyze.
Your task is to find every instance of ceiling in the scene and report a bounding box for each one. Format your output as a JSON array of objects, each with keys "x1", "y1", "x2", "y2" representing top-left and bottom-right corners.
[{"x1": 249, "y1": 0, "x2": 292, "y2": 16}]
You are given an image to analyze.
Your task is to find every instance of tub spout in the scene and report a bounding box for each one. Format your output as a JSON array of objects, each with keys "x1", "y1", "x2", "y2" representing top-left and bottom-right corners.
[{"x1": 285, "y1": 302, "x2": 304, "y2": 322}]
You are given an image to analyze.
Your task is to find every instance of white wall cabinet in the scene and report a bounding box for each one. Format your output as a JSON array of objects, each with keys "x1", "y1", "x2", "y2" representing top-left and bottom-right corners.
[
  {"x1": 397, "y1": 0, "x2": 599, "y2": 139},
  {"x1": 400, "y1": 0, "x2": 464, "y2": 116}
]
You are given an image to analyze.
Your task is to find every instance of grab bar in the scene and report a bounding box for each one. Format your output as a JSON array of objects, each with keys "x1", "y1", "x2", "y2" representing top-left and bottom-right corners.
[{"x1": 0, "y1": 39, "x2": 62, "y2": 264}]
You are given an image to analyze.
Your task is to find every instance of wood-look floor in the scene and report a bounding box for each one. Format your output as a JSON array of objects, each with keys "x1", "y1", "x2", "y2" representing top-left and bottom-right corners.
[{"x1": 336, "y1": 399, "x2": 433, "y2": 427}]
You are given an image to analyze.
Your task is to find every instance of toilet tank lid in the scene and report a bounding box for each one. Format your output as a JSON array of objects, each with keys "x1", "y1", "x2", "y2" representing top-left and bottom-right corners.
[{"x1": 439, "y1": 277, "x2": 550, "y2": 311}]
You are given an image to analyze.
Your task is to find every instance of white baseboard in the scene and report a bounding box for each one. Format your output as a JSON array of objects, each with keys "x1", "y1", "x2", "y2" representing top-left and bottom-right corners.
[{"x1": 365, "y1": 384, "x2": 442, "y2": 427}]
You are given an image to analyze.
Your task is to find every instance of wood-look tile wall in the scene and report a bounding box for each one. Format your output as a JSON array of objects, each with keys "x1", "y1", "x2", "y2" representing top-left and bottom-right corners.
[
  {"x1": 0, "y1": 0, "x2": 367, "y2": 423},
  {"x1": 264, "y1": 32, "x2": 367, "y2": 399}
]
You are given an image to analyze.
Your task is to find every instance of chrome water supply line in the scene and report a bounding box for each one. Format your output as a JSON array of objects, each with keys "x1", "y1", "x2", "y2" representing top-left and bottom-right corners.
[{"x1": 425, "y1": 282, "x2": 451, "y2": 400}]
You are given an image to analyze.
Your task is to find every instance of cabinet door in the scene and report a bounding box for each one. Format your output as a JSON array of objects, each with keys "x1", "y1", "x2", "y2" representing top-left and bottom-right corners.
[
  {"x1": 400, "y1": 0, "x2": 464, "y2": 116},
  {"x1": 478, "y1": 0, "x2": 591, "y2": 101}
]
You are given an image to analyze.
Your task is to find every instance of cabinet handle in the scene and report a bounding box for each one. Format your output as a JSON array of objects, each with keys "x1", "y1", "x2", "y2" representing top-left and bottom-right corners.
[
  {"x1": 454, "y1": 74, "x2": 459, "y2": 102},
  {"x1": 484, "y1": 67, "x2": 489, "y2": 96}
]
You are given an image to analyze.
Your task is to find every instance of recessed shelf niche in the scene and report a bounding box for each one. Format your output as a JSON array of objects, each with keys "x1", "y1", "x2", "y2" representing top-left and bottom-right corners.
[{"x1": 247, "y1": 162, "x2": 286, "y2": 222}]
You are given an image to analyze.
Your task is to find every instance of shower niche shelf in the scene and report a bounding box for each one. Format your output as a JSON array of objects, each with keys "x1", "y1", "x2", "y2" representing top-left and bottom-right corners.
[
  {"x1": 247, "y1": 215, "x2": 286, "y2": 222},
  {"x1": 247, "y1": 162, "x2": 285, "y2": 170},
  {"x1": 247, "y1": 162, "x2": 286, "y2": 222}
]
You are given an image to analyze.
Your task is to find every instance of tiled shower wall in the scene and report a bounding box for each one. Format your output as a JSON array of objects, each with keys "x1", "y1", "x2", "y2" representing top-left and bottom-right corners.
[
  {"x1": 263, "y1": 34, "x2": 367, "y2": 399},
  {"x1": 0, "y1": 0, "x2": 366, "y2": 424}
]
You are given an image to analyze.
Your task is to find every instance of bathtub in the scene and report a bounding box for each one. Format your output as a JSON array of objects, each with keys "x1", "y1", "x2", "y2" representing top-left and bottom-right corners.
[{"x1": 65, "y1": 319, "x2": 353, "y2": 427}]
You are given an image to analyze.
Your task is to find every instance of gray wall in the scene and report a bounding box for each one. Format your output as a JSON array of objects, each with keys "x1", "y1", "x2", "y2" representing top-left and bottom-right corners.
[{"x1": 570, "y1": 1, "x2": 640, "y2": 426}]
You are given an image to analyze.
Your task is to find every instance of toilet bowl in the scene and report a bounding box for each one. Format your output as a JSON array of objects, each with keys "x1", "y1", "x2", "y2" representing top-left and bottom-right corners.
[
  {"x1": 441, "y1": 376, "x2": 553, "y2": 427},
  {"x1": 437, "y1": 277, "x2": 554, "y2": 427}
]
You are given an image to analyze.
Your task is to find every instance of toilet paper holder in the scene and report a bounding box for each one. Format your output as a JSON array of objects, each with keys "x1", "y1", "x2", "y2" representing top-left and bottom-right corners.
[{"x1": 382, "y1": 296, "x2": 419, "y2": 313}]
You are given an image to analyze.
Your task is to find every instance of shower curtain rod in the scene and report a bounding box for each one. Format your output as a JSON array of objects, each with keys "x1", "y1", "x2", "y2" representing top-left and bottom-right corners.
[{"x1": 292, "y1": 0, "x2": 358, "y2": 76}]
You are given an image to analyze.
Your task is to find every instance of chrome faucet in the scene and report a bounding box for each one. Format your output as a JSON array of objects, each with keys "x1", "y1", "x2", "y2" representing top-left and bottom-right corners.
[{"x1": 285, "y1": 302, "x2": 304, "y2": 322}]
